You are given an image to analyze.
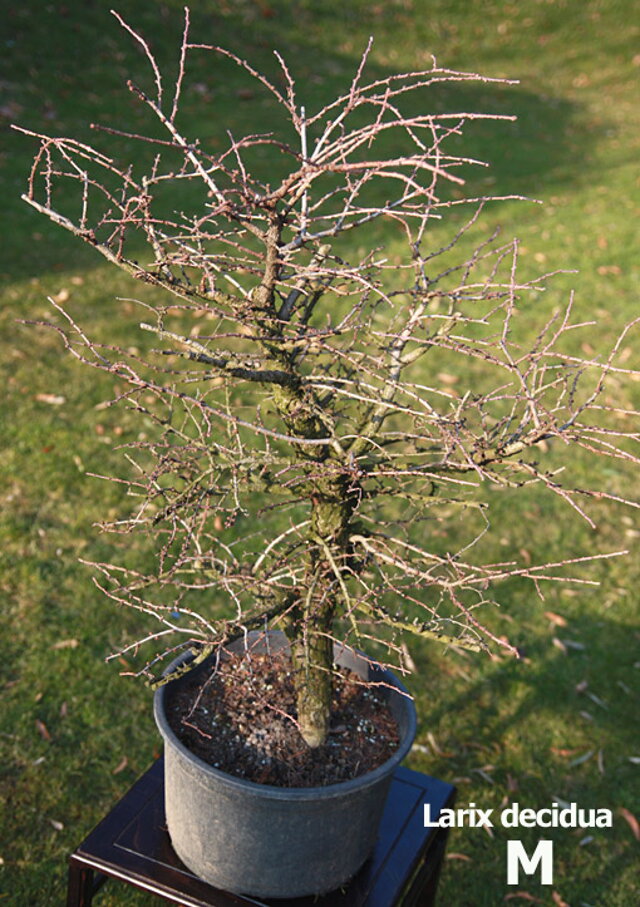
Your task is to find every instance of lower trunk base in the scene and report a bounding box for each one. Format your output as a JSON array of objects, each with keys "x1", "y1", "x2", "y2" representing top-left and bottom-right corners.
[{"x1": 290, "y1": 631, "x2": 333, "y2": 747}]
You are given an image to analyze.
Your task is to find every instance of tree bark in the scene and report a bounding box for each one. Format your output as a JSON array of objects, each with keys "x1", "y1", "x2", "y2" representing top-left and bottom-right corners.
[
  {"x1": 290, "y1": 624, "x2": 333, "y2": 748},
  {"x1": 290, "y1": 479, "x2": 356, "y2": 747}
]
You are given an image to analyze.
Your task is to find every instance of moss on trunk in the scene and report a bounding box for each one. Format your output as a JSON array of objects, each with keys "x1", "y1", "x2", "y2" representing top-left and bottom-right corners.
[
  {"x1": 290, "y1": 628, "x2": 333, "y2": 748},
  {"x1": 271, "y1": 380, "x2": 359, "y2": 748},
  {"x1": 290, "y1": 484, "x2": 357, "y2": 748}
]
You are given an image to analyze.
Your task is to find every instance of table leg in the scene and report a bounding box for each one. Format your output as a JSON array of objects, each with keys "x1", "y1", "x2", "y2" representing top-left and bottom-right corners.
[
  {"x1": 67, "y1": 858, "x2": 96, "y2": 907},
  {"x1": 419, "y1": 829, "x2": 450, "y2": 907}
]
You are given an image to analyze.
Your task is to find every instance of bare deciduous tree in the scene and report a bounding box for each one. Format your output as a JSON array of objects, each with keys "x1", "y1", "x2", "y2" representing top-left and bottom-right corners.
[{"x1": 16, "y1": 9, "x2": 639, "y2": 747}]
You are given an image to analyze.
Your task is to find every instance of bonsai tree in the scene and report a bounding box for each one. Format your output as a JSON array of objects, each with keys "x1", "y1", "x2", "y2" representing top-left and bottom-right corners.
[{"x1": 16, "y1": 9, "x2": 638, "y2": 748}]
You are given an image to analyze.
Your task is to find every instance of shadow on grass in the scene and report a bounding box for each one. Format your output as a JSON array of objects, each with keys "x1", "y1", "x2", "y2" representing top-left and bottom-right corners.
[
  {"x1": 421, "y1": 608, "x2": 638, "y2": 904},
  {"x1": 425, "y1": 609, "x2": 638, "y2": 756},
  {"x1": 3, "y1": 0, "x2": 589, "y2": 283}
]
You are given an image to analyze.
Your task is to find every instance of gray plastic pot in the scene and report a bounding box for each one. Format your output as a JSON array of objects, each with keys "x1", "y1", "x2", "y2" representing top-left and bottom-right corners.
[{"x1": 153, "y1": 630, "x2": 416, "y2": 899}]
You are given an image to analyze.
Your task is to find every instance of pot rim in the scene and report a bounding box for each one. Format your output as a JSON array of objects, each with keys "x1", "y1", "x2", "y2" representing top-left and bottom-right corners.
[{"x1": 153, "y1": 634, "x2": 417, "y2": 800}]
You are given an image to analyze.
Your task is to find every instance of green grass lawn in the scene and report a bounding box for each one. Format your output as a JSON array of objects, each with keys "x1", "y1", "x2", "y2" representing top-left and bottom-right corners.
[{"x1": 1, "y1": 2, "x2": 638, "y2": 904}]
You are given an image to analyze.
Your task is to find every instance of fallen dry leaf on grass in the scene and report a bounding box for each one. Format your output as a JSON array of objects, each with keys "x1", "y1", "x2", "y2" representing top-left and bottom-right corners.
[
  {"x1": 618, "y1": 807, "x2": 640, "y2": 841},
  {"x1": 586, "y1": 691, "x2": 608, "y2": 710},
  {"x1": 569, "y1": 750, "x2": 594, "y2": 768},
  {"x1": 544, "y1": 611, "x2": 568, "y2": 627},
  {"x1": 35, "y1": 393, "x2": 65, "y2": 405},
  {"x1": 445, "y1": 852, "x2": 472, "y2": 861},
  {"x1": 552, "y1": 892, "x2": 570, "y2": 907},
  {"x1": 35, "y1": 719, "x2": 51, "y2": 741},
  {"x1": 426, "y1": 731, "x2": 455, "y2": 758},
  {"x1": 112, "y1": 756, "x2": 129, "y2": 775},
  {"x1": 52, "y1": 638, "x2": 79, "y2": 650},
  {"x1": 552, "y1": 637, "x2": 568, "y2": 654},
  {"x1": 472, "y1": 766, "x2": 495, "y2": 785}
]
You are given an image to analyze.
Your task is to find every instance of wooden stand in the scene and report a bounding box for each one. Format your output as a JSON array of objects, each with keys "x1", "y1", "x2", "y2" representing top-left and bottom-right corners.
[{"x1": 67, "y1": 757, "x2": 455, "y2": 906}]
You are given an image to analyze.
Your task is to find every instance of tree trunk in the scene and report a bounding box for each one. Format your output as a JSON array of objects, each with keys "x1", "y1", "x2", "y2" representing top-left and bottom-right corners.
[
  {"x1": 271, "y1": 376, "x2": 357, "y2": 748},
  {"x1": 290, "y1": 626, "x2": 333, "y2": 748},
  {"x1": 290, "y1": 481, "x2": 355, "y2": 747}
]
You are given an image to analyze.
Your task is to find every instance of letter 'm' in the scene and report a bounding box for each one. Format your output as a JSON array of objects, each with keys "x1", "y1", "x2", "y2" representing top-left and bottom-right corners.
[{"x1": 507, "y1": 840, "x2": 553, "y2": 885}]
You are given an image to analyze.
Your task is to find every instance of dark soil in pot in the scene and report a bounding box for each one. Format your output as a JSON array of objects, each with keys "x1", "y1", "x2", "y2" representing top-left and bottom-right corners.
[{"x1": 165, "y1": 647, "x2": 401, "y2": 787}]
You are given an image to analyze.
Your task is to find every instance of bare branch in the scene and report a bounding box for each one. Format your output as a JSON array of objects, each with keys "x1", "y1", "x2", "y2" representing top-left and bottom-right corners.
[{"x1": 17, "y1": 11, "x2": 639, "y2": 740}]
